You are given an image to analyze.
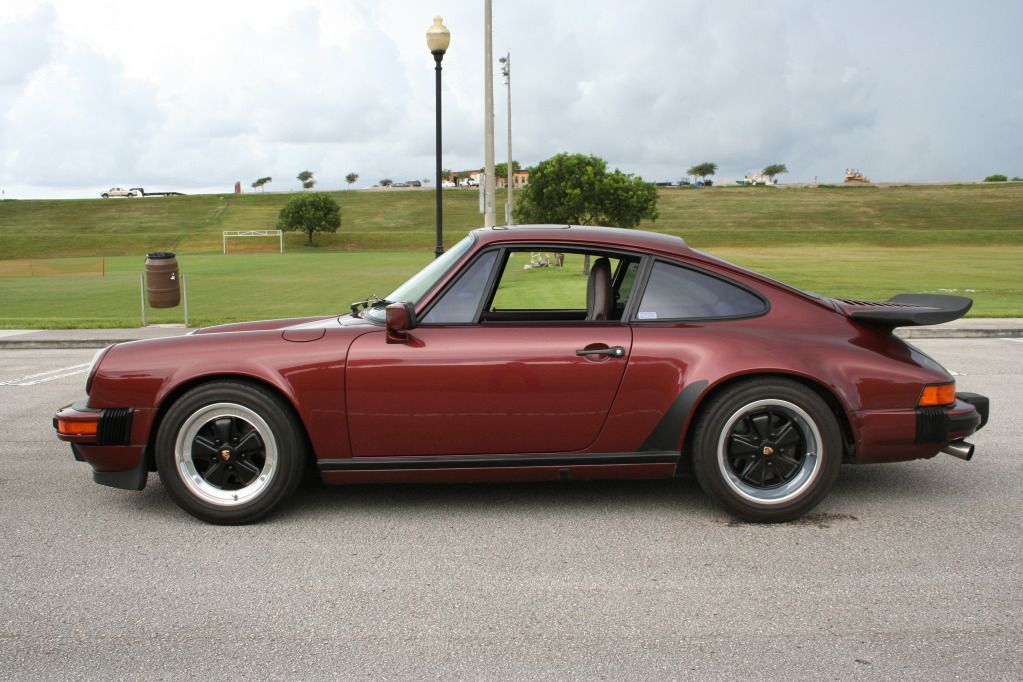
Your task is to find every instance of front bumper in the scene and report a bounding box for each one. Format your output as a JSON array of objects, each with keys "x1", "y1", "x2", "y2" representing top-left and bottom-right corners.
[
  {"x1": 54, "y1": 400, "x2": 133, "y2": 445},
  {"x1": 54, "y1": 400, "x2": 153, "y2": 490}
]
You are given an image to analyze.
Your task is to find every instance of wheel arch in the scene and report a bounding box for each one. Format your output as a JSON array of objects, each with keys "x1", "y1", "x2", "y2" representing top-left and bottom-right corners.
[
  {"x1": 144, "y1": 374, "x2": 316, "y2": 473},
  {"x1": 681, "y1": 372, "x2": 857, "y2": 464}
]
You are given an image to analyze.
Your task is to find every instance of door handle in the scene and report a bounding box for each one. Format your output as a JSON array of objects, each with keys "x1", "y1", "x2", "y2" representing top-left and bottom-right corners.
[{"x1": 575, "y1": 346, "x2": 625, "y2": 358}]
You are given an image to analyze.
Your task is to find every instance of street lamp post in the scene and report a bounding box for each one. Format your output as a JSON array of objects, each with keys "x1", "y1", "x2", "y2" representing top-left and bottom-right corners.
[
  {"x1": 426, "y1": 16, "x2": 450, "y2": 258},
  {"x1": 499, "y1": 53, "x2": 513, "y2": 225}
]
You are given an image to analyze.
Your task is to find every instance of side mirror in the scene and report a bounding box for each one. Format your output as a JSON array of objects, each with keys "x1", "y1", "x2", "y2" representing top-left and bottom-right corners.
[{"x1": 385, "y1": 302, "x2": 417, "y2": 343}]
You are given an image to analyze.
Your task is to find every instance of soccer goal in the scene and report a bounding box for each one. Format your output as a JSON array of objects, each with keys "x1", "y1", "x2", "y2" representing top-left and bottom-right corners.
[{"x1": 222, "y1": 230, "x2": 284, "y2": 254}]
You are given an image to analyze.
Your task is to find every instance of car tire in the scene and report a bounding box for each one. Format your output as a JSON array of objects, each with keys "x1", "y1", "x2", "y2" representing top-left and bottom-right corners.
[
  {"x1": 101, "y1": 193, "x2": 109, "y2": 198},
  {"x1": 155, "y1": 381, "x2": 306, "y2": 524},
  {"x1": 690, "y1": 378, "x2": 842, "y2": 523}
]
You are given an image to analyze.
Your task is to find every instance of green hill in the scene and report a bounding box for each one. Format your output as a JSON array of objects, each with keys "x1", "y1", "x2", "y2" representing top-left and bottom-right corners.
[{"x1": 1, "y1": 183, "x2": 1020, "y2": 259}]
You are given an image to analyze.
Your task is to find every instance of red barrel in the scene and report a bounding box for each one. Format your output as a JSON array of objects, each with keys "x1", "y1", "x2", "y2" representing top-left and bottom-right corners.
[{"x1": 145, "y1": 252, "x2": 180, "y2": 308}]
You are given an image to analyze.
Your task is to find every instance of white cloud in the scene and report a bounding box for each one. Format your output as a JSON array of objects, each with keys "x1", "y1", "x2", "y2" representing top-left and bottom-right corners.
[{"x1": 0, "y1": 0, "x2": 1020, "y2": 198}]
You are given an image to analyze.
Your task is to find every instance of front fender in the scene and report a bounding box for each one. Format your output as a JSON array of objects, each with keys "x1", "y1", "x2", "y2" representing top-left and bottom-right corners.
[{"x1": 87, "y1": 327, "x2": 374, "y2": 461}]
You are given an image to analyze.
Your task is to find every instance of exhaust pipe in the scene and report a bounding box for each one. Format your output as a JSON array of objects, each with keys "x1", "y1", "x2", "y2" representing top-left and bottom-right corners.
[{"x1": 941, "y1": 440, "x2": 974, "y2": 461}]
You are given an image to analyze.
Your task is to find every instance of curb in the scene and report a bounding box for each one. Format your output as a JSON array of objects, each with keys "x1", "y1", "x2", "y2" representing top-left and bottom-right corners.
[
  {"x1": 895, "y1": 328, "x2": 1023, "y2": 339},
  {"x1": 0, "y1": 340, "x2": 146, "y2": 349}
]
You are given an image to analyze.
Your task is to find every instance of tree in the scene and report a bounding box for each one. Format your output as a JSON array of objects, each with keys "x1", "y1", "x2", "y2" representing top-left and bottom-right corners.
[
  {"x1": 494, "y1": 160, "x2": 522, "y2": 179},
  {"x1": 517, "y1": 153, "x2": 658, "y2": 227},
  {"x1": 345, "y1": 172, "x2": 359, "y2": 190},
  {"x1": 251, "y1": 176, "x2": 272, "y2": 191},
  {"x1": 762, "y1": 164, "x2": 788, "y2": 182},
  {"x1": 379, "y1": 178, "x2": 393, "y2": 187},
  {"x1": 686, "y1": 162, "x2": 717, "y2": 183},
  {"x1": 515, "y1": 153, "x2": 658, "y2": 274},
  {"x1": 984, "y1": 174, "x2": 1008, "y2": 182},
  {"x1": 276, "y1": 193, "x2": 341, "y2": 245},
  {"x1": 297, "y1": 170, "x2": 316, "y2": 190}
]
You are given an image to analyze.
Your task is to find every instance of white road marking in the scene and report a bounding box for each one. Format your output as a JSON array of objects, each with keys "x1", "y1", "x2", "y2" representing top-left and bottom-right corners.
[
  {"x1": 0, "y1": 363, "x2": 91, "y2": 386},
  {"x1": 1004, "y1": 338, "x2": 1023, "y2": 344}
]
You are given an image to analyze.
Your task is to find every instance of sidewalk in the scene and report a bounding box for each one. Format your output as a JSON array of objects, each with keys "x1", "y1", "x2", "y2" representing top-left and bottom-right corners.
[{"x1": 1, "y1": 318, "x2": 1021, "y2": 349}]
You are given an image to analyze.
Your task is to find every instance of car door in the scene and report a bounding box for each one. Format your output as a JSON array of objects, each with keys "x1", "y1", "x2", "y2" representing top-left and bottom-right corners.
[{"x1": 345, "y1": 248, "x2": 635, "y2": 457}]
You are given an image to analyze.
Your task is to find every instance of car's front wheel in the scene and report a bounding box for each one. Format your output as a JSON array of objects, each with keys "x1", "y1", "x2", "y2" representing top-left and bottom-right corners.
[
  {"x1": 155, "y1": 381, "x2": 306, "y2": 524},
  {"x1": 690, "y1": 378, "x2": 842, "y2": 523}
]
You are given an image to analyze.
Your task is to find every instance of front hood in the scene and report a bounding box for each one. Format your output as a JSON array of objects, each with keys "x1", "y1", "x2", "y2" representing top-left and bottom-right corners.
[{"x1": 190, "y1": 314, "x2": 372, "y2": 335}]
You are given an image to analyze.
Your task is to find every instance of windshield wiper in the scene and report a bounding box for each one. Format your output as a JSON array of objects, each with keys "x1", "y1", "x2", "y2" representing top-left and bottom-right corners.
[{"x1": 350, "y1": 295, "x2": 393, "y2": 316}]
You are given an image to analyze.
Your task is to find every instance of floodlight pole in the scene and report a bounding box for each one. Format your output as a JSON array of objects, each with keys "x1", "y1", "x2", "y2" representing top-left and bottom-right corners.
[
  {"x1": 483, "y1": 0, "x2": 496, "y2": 228},
  {"x1": 500, "y1": 52, "x2": 513, "y2": 225}
]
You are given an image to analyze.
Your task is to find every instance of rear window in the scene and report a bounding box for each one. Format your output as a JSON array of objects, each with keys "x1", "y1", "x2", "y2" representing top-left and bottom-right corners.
[{"x1": 635, "y1": 261, "x2": 766, "y2": 321}]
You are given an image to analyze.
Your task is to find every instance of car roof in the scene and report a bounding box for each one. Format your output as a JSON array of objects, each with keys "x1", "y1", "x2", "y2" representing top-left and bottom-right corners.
[{"x1": 471, "y1": 225, "x2": 688, "y2": 257}]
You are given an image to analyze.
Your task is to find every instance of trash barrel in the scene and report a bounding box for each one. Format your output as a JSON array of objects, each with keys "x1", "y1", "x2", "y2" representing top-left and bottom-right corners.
[{"x1": 145, "y1": 252, "x2": 180, "y2": 308}]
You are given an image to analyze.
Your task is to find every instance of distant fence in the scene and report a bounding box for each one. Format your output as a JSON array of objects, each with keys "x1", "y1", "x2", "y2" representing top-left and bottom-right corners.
[{"x1": 0, "y1": 258, "x2": 106, "y2": 278}]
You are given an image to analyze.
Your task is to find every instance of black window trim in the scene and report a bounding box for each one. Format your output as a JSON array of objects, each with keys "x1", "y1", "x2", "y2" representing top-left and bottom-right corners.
[
  {"x1": 629, "y1": 257, "x2": 771, "y2": 324},
  {"x1": 416, "y1": 242, "x2": 647, "y2": 327}
]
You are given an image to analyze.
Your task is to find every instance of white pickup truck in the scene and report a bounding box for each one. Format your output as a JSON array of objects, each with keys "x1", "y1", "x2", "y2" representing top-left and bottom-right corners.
[{"x1": 101, "y1": 187, "x2": 138, "y2": 198}]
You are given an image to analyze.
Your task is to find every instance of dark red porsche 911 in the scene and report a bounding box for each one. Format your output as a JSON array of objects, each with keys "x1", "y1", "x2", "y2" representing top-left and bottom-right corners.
[{"x1": 54, "y1": 226, "x2": 988, "y2": 524}]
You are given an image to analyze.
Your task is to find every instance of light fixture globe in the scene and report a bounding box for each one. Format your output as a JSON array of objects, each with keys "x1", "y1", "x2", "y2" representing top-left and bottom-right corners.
[{"x1": 426, "y1": 16, "x2": 450, "y2": 55}]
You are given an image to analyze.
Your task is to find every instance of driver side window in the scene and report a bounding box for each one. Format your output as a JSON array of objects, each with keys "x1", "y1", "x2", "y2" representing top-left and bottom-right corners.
[
  {"x1": 485, "y1": 249, "x2": 638, "y2": 323},
  {"x1": 422, "y1": 247, "x2": 641, "y2": 325}
]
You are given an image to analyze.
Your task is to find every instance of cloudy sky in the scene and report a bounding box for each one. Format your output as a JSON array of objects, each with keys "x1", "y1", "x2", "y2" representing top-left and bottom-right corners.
[{"x1": 1, "y1": 0, "x2": 1020, "y2": 199}]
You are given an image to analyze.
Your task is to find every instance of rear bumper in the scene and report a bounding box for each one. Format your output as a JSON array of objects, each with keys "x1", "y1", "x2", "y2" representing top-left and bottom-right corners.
[
  {"x1": 916, "y1": 393, "x2": 988, "y2": 443},
  {"x1": 54, "y1": 400, "x2": 152, "y2": 490},
  {"x1": 853, "y1": 392, "x2": 988, "y2": 464}
]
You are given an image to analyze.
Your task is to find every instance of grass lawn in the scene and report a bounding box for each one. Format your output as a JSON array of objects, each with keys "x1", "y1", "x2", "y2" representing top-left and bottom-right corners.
[
  {"x1": 0, "y1": 245, "x2": 1018, "y2": 328},
  {"x1": 0, "y1": 253, "x2": 431, "y2": 328},
  {"x1": 0, "y1": 183, "x2": 1019, "y2": 326}
]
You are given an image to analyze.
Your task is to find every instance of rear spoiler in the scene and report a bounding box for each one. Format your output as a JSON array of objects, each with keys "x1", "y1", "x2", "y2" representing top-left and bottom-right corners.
[{"x1": 833, "y1": 294, "x2": 972, "y2": 328}]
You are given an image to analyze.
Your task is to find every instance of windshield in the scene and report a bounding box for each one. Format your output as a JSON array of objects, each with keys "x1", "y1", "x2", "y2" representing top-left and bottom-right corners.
[{"x1": 362, "y1": 233, "x2": 476, "y2": 323}]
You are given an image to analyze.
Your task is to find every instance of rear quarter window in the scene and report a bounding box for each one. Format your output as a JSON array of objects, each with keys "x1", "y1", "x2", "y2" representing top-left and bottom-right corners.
[{"x1": 635, "y1": 261, "x2": 766, "y2": 321}]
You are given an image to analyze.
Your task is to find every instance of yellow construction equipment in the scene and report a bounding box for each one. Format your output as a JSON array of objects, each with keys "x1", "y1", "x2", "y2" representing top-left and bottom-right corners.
[{"x1": 844, "y1": 168, "x2": 871, "y2": 184}]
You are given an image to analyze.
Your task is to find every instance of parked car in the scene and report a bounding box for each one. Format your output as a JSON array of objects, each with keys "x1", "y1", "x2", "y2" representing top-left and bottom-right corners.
[
  {"x1": 54, "y1": 225, "x2": 987, "y2": 525},
  {"x1": 441, "y1": 180, "x2": 456, "y2": 188},
  {"x1": 463, "y1": 177, "x2": 479, "y2": 187},
  {"x1": 408, "y1": 180, "x2": 422, "y2": 187},
  {"x1": 101, "y1": 187, "x2": 137, "y2": 198}
]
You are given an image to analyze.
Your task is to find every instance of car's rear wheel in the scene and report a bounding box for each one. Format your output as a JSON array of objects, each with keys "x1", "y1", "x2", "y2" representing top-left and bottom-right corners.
[
  {"x1": 690, "y1": 378, "x2": 842, "y2": 523},
  {"x1": 155, "y1": 381, "x2": 305, "y2": 524}
]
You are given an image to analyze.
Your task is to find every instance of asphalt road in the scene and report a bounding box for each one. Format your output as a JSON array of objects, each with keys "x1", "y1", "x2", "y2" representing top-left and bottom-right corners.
[{"x1": 1, "y1": 340, "x2": 1020, "y2": 680}]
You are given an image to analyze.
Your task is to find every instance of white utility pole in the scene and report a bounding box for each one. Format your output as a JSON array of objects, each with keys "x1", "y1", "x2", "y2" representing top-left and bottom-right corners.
[
  {"x1": 483, "y1": 0, "x2": 497, "y2": 227},
  {"x1": 500, "y1": 52, "x2": 513, "y2": 225}
]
